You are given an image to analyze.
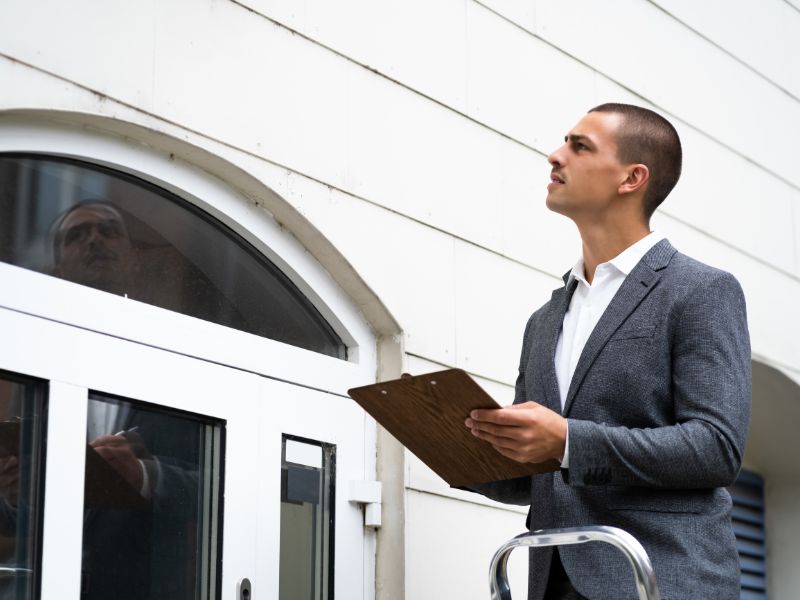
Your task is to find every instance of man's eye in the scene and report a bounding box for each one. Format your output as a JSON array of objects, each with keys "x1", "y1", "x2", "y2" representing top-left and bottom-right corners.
[
  {"x1": 64, "y1": 227, "x2": 85, "y2": 245},
  {"x1": 98, "y1": 223, "x2": 122, "y2": 238}
]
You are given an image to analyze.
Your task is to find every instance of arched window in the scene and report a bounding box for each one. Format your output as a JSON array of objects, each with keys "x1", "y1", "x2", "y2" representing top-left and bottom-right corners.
[{"x1": 0, "y1": 153, "x2": 346, "y2": 359}]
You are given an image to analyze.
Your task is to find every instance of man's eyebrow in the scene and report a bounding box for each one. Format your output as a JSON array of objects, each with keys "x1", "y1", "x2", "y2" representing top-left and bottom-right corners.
[{"x1": 564, "y1": 133, "x2": 593, "y2": 145}]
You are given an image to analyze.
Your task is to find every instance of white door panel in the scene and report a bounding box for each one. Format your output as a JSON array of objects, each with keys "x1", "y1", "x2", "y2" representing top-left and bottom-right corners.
[
  {"x1": 2, "y1": 303, "x2": 373, "y2": 599},
  {"x1": 256, "y1": 378, "x2": 373, "y2": 599},
  {"x1": 3, "y1": 306, "x2": 257, "y2": 600}
]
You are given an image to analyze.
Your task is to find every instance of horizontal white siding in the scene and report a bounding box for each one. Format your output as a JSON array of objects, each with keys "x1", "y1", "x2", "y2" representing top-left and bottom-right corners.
[
  {"x1": 2, "y1": 1, "x2": 796, "y2": 284},
  {"x1": 650, "y1": 0, "x2": 800, "y2": 99},
  {"x1": 529, "y1": 0, "x2": 800, "y2": 189},
  {"x1": 652, "y1": 213, "x2": 800, "y2": 377},
  {"x1": 6, "y1": 48, "x2": 795, "y2": 383},
  {"x1": 593, "y1": 78, "x2": 800, "y2": 277},
  {"x1": 238, "y1": 0, "x2": 470, "y2": 112},
  {"x1": 406, "y1": 490, "x2": 529, "y2": 600}
]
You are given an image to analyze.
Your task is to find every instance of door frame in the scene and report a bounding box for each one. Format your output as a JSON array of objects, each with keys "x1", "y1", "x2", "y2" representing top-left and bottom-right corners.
[
  {"x1": 0, "y1": 115, "x2": 383, "y2": 599},
  {"x1": 0, "y1": 115, "x2": 378, "y2": 392}
]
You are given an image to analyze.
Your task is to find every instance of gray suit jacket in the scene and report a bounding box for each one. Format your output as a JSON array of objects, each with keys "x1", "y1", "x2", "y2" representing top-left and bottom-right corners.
[{"x1": 473, "y1": 239, "x2": 751, "y2": 600}]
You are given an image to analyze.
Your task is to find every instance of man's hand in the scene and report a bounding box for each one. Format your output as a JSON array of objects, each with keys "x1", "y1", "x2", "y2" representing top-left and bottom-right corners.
[
  {"x1": 464, "y1": 401, "x2": 567, "y2": 464},
  {"x1": 90, "y1": 435, "x2": 144, "y2": 492}
]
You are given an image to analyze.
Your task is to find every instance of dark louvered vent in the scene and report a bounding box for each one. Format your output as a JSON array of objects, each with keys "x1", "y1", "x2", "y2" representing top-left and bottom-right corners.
[{"x1": 728, "y1": 470, "x2": 767, "y2": 600}]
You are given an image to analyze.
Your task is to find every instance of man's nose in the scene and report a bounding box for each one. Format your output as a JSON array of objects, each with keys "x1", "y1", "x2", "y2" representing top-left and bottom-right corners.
[
  {"x1": 85, "y1": 225, "x2": 104, "y2": 246},
  {"x1": 547, "y1": 146, "x2": 565, "y2": 168}
]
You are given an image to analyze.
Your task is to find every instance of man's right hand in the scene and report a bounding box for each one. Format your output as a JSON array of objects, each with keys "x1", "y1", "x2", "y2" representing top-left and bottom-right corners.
[
  {"x1": 465, "y1": 401, "x2": 567, "y2": 464},
  {"x1": 91, "y1": 435, "x2": 145, "y2": 492}
]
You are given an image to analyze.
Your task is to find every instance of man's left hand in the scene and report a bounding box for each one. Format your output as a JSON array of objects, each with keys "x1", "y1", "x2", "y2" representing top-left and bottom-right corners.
[{"x1": 465, "y1": 402, "x2": 567, "y2": 464}]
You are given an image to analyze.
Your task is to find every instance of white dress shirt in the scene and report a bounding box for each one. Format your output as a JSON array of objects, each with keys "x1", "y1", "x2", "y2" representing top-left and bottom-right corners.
[{"x1": 556, "y1": 231, "x2": 665, "y2": 467}]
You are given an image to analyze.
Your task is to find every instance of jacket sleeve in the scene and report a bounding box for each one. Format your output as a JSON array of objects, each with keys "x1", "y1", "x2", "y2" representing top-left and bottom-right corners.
[{"x1": 565, "y1": 271, "x2": 751, "y2": 489}]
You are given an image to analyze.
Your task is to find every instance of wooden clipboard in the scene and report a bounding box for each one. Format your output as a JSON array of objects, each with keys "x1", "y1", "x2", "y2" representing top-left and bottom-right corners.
[{"x1": 348, "y1": 368, "x2": 559, "y2": 487}]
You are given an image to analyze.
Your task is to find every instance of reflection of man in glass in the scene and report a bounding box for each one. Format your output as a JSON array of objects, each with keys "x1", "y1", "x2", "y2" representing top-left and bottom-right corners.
[
  {"x1": 52, "y1": 201, "x2": 137, "y2": 297},
  {"x1": 51, "y1": 202, "x2": 151, "y2": 495},
  {"x1": 49, "y1": 201, "x2": 201, "y2": 600}
]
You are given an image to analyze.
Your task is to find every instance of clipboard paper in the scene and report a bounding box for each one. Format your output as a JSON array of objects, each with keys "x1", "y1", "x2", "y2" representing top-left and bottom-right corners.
[{"x1": 347, "y1": 368, "x2": 558, "y2": 487}]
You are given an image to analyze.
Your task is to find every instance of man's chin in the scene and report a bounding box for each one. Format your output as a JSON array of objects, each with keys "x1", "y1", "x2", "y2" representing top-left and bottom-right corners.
[
  {"x1": 545, "y1": 195, "x2": 569, "y2": 216},
  {"x1": 69, "y1": 270, "x2": 125, "y2": 294}
]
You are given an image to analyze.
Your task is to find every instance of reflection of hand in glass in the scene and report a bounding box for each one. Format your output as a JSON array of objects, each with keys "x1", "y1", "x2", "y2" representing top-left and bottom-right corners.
[
  {"x1": 90, "y1": 434, "x2": 145, "y2": 493},
  {"x1": 0, "y1": 456, "x2": 19, "y2": 506}
]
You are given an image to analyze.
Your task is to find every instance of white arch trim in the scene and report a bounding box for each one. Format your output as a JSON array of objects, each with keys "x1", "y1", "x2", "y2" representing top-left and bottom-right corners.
[{"x1": 0, "y1": 111, "x2": 397, "y2": 394}]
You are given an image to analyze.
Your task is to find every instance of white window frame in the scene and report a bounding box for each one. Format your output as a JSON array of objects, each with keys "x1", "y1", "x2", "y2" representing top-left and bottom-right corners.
[
  {"x1": 0, "y1": 116, "x2": 377, "y2": 395},
  {"x1": 0, "y1": 115, "x2": 380, "y2": 599}
]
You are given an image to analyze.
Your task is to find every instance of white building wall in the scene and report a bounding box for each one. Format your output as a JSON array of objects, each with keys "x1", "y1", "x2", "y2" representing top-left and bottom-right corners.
[{"x1": 1, "y1": 0, "x2": 798, "y2": 597}]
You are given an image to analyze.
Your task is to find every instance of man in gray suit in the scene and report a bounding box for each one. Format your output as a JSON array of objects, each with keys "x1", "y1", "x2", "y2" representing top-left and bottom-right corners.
[{"x1": 465, "y1": 103, "x2": 751, "y2": 599}]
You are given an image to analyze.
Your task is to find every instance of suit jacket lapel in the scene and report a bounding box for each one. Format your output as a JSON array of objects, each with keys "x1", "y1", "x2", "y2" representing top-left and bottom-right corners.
[
  {"x1": 539, "y1": 275, "x2": 578, "y2": 413},
  {"x1": 563, "y1": 239, "x2": 676, "y2": 415}
]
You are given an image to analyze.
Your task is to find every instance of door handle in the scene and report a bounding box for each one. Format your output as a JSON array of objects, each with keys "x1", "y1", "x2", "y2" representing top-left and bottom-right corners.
[{"x1": 237, "y1": 577, "x2": 252, "y2": 600}]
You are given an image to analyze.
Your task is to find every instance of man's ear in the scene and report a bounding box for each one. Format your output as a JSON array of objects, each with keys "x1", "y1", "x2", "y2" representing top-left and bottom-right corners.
[{"x1": 618, "y1": 164, "x2": 649, "y2": 196}]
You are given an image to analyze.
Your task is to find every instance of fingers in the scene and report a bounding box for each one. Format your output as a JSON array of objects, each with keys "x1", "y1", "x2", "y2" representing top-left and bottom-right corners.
[
  {"x1": 93, "y1": 445, "x2": 117, "y2": 462},
  {"x1": 92, "y1": 445, "x2": 144, "y2": 491},
  {"x1": 468, "y1": 426, "x2": 519, "y2": 447},
  {"x1": 93, "y1": 442, "x2": 134, "y2": 464},
  {"x1": 90, "y1": 435, "x2": 130, "y2": 448},
  {"x1": 464, "y1": 419, "x2": 519, "y2": 441},
  {"x1": 469, "y1": 402, "x2": 540, "y2": 425},
  {"x1": 465, "y1": 400, "x2": 567, "y2": 464}
]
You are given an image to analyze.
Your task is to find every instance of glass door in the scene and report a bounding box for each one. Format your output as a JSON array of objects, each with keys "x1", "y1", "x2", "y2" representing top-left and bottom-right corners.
[
  {"x1": 0, "y1": 138, "x2": 378, "y2": 600},
  {"x1": 1, "y1": 303, "x2": 375, "y2": 600},
  {"x1": 0, "y1": 304, "x2": 259, "y2": 600},
  {"x1": 255, "y1": 378, "x2": 374, "y2": 600}
]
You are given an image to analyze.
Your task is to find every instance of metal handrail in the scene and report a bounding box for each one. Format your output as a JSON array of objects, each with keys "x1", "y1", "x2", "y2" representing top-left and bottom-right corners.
[{"x1": 489, "y1": 526, "x2": 661, "y2": 600}]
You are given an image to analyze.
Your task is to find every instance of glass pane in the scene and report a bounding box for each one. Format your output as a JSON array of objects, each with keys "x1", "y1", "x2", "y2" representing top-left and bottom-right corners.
[
  {"x1": 0, "y1": 153, "x2": 346, "y2": 359},
  {"x1": 279, "y1": 436, "x2": 334, "y2": 600},
  {"x1": 82, "y1": 393, "x2": 223, "y2": 600},
  {"x1": 0, "y1": 371, "x2": 46, "y2": 600}
]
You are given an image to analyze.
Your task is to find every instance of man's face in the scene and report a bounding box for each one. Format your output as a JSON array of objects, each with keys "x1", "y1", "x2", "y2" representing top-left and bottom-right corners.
[
  {"x1": 545, "y1": 111, "x2": 628, "y2": 219},
  {"x1": 55, "y1": 205, "x2": 134, "y2": 294}
]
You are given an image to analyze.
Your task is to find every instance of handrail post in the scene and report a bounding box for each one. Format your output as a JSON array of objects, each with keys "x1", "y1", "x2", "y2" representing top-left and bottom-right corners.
[{"x1": 489, "y1": 526, "x2": 661, "y2": 600}]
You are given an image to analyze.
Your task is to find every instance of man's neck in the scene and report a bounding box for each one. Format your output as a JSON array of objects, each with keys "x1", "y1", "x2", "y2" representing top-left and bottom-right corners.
[{"x1": 577, "y1": 221, "x2": 651, "y2": 284}]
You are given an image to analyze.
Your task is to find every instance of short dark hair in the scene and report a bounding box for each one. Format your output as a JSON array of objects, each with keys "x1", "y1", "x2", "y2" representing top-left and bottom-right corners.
[{"x1": 589, "y1": 103, "x2": 682, "y2": 219}]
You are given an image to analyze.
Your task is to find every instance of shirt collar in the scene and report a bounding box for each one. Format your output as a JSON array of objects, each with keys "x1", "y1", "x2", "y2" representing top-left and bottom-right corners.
[
  {"x1": 608, "y1": 231, "x2": 665, "y2": 275},
  {"x1": 567, "y1": 231, "x2": 665, "y2": 286}
]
